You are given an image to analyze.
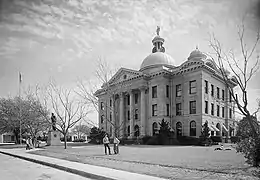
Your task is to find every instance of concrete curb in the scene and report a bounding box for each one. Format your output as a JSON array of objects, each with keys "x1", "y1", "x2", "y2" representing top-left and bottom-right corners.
[{"x1": 0, "y1": 150, "x2": 115, "y2": 180}]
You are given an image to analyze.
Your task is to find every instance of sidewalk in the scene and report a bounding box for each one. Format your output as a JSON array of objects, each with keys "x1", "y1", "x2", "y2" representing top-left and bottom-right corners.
[{"x1": 0, "y1": 148, "x2": 167, "y2": 180}]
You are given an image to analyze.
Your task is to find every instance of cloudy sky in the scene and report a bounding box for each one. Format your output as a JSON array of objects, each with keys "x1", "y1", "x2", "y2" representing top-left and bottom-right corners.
[{"x1": 0, "y1": 0, "x2": 260, "y2": 122}]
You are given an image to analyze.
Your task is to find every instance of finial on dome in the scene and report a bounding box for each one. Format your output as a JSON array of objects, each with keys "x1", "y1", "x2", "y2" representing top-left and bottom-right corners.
[
  {"x1": 196, "y1": 45, "x2": 199, "y2": 50},
  {"x1": 152, "y1": 26, "x2": 165, "y2": 53},
  {"x1": 156, "y1": 26, "x2": 160, "y2": 36}
]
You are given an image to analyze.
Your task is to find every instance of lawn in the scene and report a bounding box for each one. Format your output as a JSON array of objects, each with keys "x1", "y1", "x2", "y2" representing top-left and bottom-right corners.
[{"x1": 30, "y1": 144, "x2": 260, "y2": 180}]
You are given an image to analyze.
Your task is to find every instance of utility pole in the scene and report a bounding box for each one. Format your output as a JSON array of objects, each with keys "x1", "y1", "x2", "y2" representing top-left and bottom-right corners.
[{"x1": 19, "y1": 72, "x2": 22, "y2": 145}]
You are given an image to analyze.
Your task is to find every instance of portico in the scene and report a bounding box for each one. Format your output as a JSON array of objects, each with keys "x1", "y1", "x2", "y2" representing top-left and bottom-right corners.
[{"x1": 106, "y1": 85, "x2": 148, "y2": 138}]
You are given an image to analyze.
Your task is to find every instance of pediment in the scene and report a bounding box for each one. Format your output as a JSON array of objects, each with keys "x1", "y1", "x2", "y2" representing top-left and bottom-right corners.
[{"x1": 107, "y1": 68, "x2": 142, "y2": 85}]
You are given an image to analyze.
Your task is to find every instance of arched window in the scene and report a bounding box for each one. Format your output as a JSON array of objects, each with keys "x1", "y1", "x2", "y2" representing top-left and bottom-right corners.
[
  {"x1": 190, "y1": 121, "x2": 196, "y2": 136},
  {"x1": 101, "y1": 115, "x2": 104, "y2": 124},
  {"x1": 127, "y1": 125, "x2": 130, "y2": 136},
  {"x1": 152, "y1": 122, "x2": 158, "y2": 136},
  {"x1": 176, "y1": 122, "x2": 182, "y2": 137},
  {"x1": 134, "y1": 125, "x2": 140, "y2": 137}
]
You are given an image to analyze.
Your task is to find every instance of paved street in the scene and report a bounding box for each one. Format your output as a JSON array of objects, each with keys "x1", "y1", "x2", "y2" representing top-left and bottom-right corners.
[{"x1": 0, "y1": 153, "x2": 92, "y2": 180}]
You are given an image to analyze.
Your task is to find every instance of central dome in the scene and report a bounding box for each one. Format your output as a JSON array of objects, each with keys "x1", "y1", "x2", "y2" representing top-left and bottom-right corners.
[{"x1": 140, "y1": 52, "x2": 175, "y2": 71}]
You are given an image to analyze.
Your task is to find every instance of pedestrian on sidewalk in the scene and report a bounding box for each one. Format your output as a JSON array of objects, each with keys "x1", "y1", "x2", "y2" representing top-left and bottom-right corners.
[
  {"x1": 103, "y1": 134, "x2": 111, "y2": 155},
  {"x1": 25, "y1": 137, "x2": 30, "y2": 150},
  {"x1": 113, "y1": 136, "x2": 120, "y2": 154}
]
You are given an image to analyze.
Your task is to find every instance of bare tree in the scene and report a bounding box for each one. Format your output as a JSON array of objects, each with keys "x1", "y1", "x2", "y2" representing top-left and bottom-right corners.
[
  {"x1": 44, "y1": 82, "x2": 90, "y2": 149},
  {"x1": 209, "y1": 23, "x2": 260, "y2": 166},
  {"x1": 22, "y1": 87, "x2": 50, "y2": 145},
  {"x1": 209, "y1": 23, "x2": 260, "y2": 136},
  {"x1": 71, "y1": 120, "x2": 90, "y2": 140},
  {"x1": 77, "y1": 58, "x2": 133, "y2": 139}
]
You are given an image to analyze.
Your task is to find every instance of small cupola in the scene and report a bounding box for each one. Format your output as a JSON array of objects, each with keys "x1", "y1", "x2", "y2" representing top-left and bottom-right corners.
[{"x1": 188, "y1": 46, "x2": 207, "y2": 60}]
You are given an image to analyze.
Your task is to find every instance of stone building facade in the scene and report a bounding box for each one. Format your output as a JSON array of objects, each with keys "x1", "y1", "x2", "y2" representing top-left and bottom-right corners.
[{"x1": 95, "y1": 28, "x2": 237, "y2": 139}]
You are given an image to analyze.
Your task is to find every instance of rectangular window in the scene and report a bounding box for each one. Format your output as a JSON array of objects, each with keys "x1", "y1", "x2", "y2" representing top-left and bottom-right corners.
[
  {"x1": 152, "y1": 104, "x2": 157, "y2": 116},
  {"x1": 166, "y1": 85, "x2": 169, "y2": 98},
  {"x1": 217, "y1": 105, "x2": 220, "y2": 117},
  {"x1": 229, "y1": 92, "x2": 232, "y2": 102},
  {"x1": 222, "y1": 89, "x2": 225, "y2": 101},
  {"x1": 205, "y1": 80, "x2": 208, "y2": 94},
  {"x1": 166, "y1": 104, "x2": 170, "y2": 116},
  {"x1": 127, "y1": 110, "x2": 130, "y2": 120},
  {"x1": 127, "y1": 95, "x2": 130, "y2": 105},
  {"x1": 152, "y1": 86, "x2": 157, "y2": 98},
  {"x1": 176, "y1": 103, "x2": 182, "y2": 116},
  {"x1": 229, "y1": 108, "x2": 232, "y2": 118},
  {"x1": 189, "y1": 80, "x2": 196, "y2": 94},
  {"x1": 205, "y1": 101, "x2": 208, "y2": 114},
  {"x1": 101, "y1": 115, "x2": 104, "y2": 124},
  {"x1": 217, "y1": 87, "x2": 220, "y2": 99},
  {"x1": 110, "y1": 99, "x2": 112, "y2": 107},
  {"x1": 222, "y1": 107, "x2": 225, "y2": 118},
  {"x1": 101, "y1": 102, "x2": 104, "y2": 110},
  {"x1": 134, "y1": 94, "x2": 138, "y2": 104},
  {"x1": 176, "y1": 84, "x2": 182, "y2": 97},
  {"x1": 190, "y1": 101, "x2": 196, "y2": 114},
  {"x1": 211, "y1": 103, "x2": 214, "y2": 116},
  {"x1": 110, "y1": 112, "x2": 112, "y2": 121},
  {"x1": 211, "y1": 84, "x2": 214, "y2": 97}
]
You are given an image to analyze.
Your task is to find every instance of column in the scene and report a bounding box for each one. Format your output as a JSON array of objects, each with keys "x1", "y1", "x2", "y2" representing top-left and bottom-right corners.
[
  {"x1": 140, "y1": 88, "x2": 146, "y2": 136},
  {"x1": 119, "y1": 92, "x2": 124, "y2": 138},
  {"x1": 111, "y1": 96, "x2": 115, "y2": 137},
  {"x1": 129, "y1": 90, "x2": 134, "y2": 138}
]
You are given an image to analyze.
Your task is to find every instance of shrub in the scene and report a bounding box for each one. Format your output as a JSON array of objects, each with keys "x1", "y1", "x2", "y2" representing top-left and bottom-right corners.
[
  {"x1": 236, "y1": 136, "x2": 260, "y2": 167},
  {"x1": 88, "y1": 139, "x2": 101, "y2": 144},
  {"x1": 230, "y1": 136, "x2": 240, "y2": 143},
  {"x1": 60, "y1": 136, "x2": 72, "y2": 142},
  {"x1": 236, "y1": 116, "x2": 260, "y2": 167},
  {"x1": 210, "y1": 136, "x2": 222, "y2": 143},
  {"x1": 201, "y1": 121, "x2": 210, "y2": 140},
  {"x1": 72, "y1": 139, "x2": 86, "y2": 142},
  {"x1": 142, "y1": 135, "x2": 152, "y2": 144},
  {"x1": 146, "y1": 136, "x2": 159, "y2": 145},
  {"x1": 118, "y1": 138, "x2": 133, "y2": 145},
  {"x1": 169, "y1": 138, "x2": 180, "y2": 145},
  {"x1": 198, "y1": 136, "x2": 213, "y2": 146},
  {"x1": 177, "y1": 136, "x2": 200, "y2": 145}
]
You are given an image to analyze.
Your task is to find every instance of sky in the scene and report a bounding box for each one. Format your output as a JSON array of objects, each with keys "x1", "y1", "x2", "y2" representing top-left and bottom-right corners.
[{"x1": 0, "y1": 0, "x2": 260, "y2": 124}]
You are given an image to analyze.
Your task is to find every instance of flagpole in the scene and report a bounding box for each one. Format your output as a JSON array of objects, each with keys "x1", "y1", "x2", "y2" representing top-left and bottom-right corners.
[{"x1": 19, "y1": 72, "x2": 22, "y2": 145}]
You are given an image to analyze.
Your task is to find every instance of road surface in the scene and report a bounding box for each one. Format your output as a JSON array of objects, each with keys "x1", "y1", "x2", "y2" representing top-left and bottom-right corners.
[{"x1": 0, "y1": 153, "x2": 92, "y2": 180}]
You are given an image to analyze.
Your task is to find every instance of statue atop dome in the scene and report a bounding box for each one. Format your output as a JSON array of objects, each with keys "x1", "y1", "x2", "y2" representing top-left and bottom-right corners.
[
  {"x1": 152, "y1": 26, "x2": 165, "y2": 53},
  {"x1": 156, "y1": 26, "x2": 160, "y2": 36}
]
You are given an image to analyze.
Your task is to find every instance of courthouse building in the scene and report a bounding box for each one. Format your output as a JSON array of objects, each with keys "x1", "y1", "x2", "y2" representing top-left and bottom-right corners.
[{"x1": 95, "y1": 27, "x2": 237, "y2": 139}]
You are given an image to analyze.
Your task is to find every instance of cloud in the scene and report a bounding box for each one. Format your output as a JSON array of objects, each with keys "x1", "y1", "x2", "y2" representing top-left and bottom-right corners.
[{"x1": 0, "y1": 37, "x2": 21, "y2": 58}]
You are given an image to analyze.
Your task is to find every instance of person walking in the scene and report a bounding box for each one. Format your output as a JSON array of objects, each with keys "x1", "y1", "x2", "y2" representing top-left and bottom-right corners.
[
  {"x1": 113, "y1": 136, "x2": 120, "y2": 154},
  {"x1": 25, "y1": 137, "x2": 30, "y2": 150},
  {"x1": 103, "y1": 134, "x2": 111, "y2": 155},
  {"x1": 28, "y1": 137, "x2": 33, "y2": 149}
]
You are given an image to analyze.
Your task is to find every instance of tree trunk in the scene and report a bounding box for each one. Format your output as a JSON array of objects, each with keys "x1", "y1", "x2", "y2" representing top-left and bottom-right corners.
[
  {"x1": 13, "y1": 131, "x2": 19, "y2": 144},
  {"x1": 64, "y1": 133, "x2": 67, "y2": 149}
]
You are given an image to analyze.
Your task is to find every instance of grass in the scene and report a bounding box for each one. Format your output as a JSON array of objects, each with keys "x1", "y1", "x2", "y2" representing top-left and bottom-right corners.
[{"x1": 30, "y1": 144, "x2": 260, "y2": 180}]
